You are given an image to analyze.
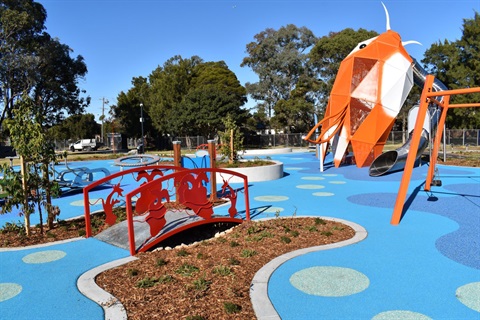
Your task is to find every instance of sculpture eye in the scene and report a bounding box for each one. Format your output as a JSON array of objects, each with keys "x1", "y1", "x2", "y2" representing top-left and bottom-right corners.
[{"x1": 359, "y1": 43, "x2": 367, "y2": 49}]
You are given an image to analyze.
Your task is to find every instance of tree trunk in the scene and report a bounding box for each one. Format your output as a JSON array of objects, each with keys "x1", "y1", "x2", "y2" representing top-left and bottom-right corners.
[
  {"x1": 229, "y1": 129, "x2": 234, "y2": 164},
  {"x1": 20, "y1": 156, "x2": 30, "y2": 236}
]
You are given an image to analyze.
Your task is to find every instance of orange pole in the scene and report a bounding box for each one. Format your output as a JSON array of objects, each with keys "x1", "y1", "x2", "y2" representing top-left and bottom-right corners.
[
  {"x1": 208, "y1": 140, "x2": 217, "y2": 201},
  {"x1": 391, "y1": 75, "x2": 435, "y2": 225},
  {"x1": 425, "y1": 95, "x2": 450, "y2": 191},
  {"x1": 173, "y1": 141, "x2": 181, "y2": 203}
]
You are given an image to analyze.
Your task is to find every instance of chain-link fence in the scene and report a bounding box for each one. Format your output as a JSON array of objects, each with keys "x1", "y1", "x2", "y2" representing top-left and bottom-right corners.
[
  {"x1": 160, "y1": 130, "x2": 478, "y2": 151},
  {"x1": 6, "y1": 129, "x2": 476, "y2": 154}
]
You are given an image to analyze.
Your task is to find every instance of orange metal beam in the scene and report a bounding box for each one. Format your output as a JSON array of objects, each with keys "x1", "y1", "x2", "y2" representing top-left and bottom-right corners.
[
  {"x1": 391, "y1": 76, "x2": 480, "y2": 225},
  {"x1": 425, "y1": 95, "x2": 450, "y2": 191},
  {"x1": 391, "y1": 75, "x2": 435, "y2": 225}
]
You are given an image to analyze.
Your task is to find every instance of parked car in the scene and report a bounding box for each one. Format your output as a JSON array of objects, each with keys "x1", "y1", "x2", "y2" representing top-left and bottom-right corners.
[{"x1": 69, "y1": 139, "x2": 98, "y2": 152}]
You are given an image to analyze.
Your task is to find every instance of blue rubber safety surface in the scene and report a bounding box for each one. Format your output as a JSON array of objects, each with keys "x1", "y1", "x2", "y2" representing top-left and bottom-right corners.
[{"x1": 0, "y1": 151, "x2": 479, "y2": 319}]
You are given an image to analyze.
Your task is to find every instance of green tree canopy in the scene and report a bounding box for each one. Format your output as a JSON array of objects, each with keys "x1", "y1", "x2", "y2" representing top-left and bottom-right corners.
[
  {"x1": 0, "y1": 0, "x2": 89, "y2": 130},
  {"x1": 241, "y1": 24, "x2": 318, "y2": 130},
  {"x1": 111, "y1": 76, "x2": 150, "y2": 138},
  {"x1": 422, "y1": 11, "x2": 480, "y2": 128},
  {"x1": 49, "y1": 113, "x2": 99, "y2": 141},
  {"x1": 146, "y1": 56, "x2": 247, "y2": 138}
]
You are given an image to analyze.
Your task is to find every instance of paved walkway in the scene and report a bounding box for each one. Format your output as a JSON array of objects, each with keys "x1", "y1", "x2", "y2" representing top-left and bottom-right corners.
[{"x1": 0, "y1": 152, "x2": 479, "y2": 319}]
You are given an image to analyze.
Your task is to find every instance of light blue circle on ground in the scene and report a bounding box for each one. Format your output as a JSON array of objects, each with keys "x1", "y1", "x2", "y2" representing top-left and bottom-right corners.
[
  {"x1": 290, "y1": 266, "x2": 369, "y2": 297},
  {"x1": 329, "y1": 180, "x2": 346, "y2": 184},
  {"x1": 71, "y1": 199, "x2": 101, "y2": 207},
  {"x1": 285, "y1": 167, "x2": 304, "y2": 171},
  {"x1": 254, "y1": 195, "x2": 289, "y2": 202},
  {"x1": 301, "y1": 176, "x2": 325, "y2": 180},
  {"x1": 372, "y1": 311, "x2": 432, "y2": 320},
  {"x1": 22, "y1": 250, "x2": 67, "y2": 264},
  {"x1": 296, "y1": 184, "x2": 325, "y2": 189},
  {"x1": 0, "y1": 283, "x2": 22, "y2": 302},
  {"x1": 456, "y1": 282, "x2": 480, "y2": 312},
  {"x1": 264, "y1": 207, "x2": 284, "y2": 213},
  {"x1": 313, "y1": 192, "x2": 335, "y2": 197}
]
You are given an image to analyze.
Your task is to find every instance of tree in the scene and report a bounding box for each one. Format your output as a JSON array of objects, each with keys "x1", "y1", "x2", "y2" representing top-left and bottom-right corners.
[
  {"x1": 422, "y1": 12, "x2": 480, "y2": 128},
  {"x1": 0, "y1": 0, "x2": 46, "y2": 125},
  {"x1": 111, "y1": 77, "x2": 150, "y2": 139},
  {"x1": 49, "y1": 113, "x2": 99, "y2": 141},
  {"x1": 241, "y1": 24, "x2": 318, "y2": 128},
  {"x1": 146, "y1": 56, "x2": 248, "y2": 138},
  {"x1": 0, "y1": 96, "x2": 60, "y2": 235},
  {"x1": 32, "y1": 33, "x2": 89, "y2": 127},
  {"x1": 218, "y1": 114, "x2": 244, "y2": 164},
  {"x1": 148, "y1": 55, "x2": 201, "y2": 136},
  {"x1": 176, "y1": 61, "x2": 248, "y2": 138},
  {"x1": 309, "y1": 28, "x2": 379, "y2": 116},
  {"x1": 0, "y1": 0, "x2": 89, "y2": 131}
]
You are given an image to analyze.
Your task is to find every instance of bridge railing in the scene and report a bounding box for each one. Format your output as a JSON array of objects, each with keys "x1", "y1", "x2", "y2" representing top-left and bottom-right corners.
[
  {"x1": 83, "y1": 165, "x2": 250, "y2": 255},
  {"x1": 124, "y1": 168, "x2": 250, "y2": 255},
  {"x1": 83, "y1": 165, "x2": 187, "y2": 238}
]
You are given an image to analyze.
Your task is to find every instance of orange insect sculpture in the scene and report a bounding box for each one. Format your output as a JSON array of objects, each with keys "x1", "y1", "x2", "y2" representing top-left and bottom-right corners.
[{"x1": 304, "y1": 3, "x2": 420, "y2": 168}]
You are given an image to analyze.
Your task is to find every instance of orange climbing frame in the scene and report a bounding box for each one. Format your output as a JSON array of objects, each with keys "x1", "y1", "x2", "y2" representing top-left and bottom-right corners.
[{"x1": 391, "y1": 74, "x2": 480, "y2": 225}]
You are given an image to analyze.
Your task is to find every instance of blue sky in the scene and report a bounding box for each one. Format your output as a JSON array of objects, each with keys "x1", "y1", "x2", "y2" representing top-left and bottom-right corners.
[{"x1": 36, "y1": 0, "x2": 479, "y2": 121}]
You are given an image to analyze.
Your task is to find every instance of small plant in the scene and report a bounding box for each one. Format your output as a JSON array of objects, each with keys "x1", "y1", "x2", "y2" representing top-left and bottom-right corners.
[
  {"x1": 224, "y1": 302, "x2": 242, "y2": 314},
  {"x1": 176, "y1": 263, "x2": 199, "y2": 277},
  {"x1": 280, "y1": 236, "x2": 291, "y2": 244},
  {"x1": 246, "y1": 224, "x2": 261, "y2": 235},
  {"x1": 230, "y1": 241, "x2": 240, "y2": 247},
  {"x1": 307, "y1": 226, "x2": 318, "y2": 232},
  {"x1": 274, "y1": 209, "x2": 281, "y2": 218},
  {"x1": 193, "y1": 275, "x2": 211, "y2": 292},
  {"x1": 177, "y1": 248, "x2": 189, "y2": 257},
  {"x1": 228, "y1": 257, "x2": 240, "y2": 265},
  {"x1": 0, "y1": 221, "x2": 25, "y2": 235},
  {"x1": 213, "y1": 265, "x2": 232, "y2": 276},
  {"x1": 135, "y1": 277, "x2": 158, "y2": 288},
  {"x1": 289, "y1": 230, "x2": 300, "y2": 237},
  {"x1": 283, "y1": 226, "x2": 291, "y2": 232},
  {"x1": 127, "y1": 268, "x2": 139, "y2": 277},
  {"x1": 158, "y1": 274, "x2": 173, "y2": 284},
  {"x1": 247, "y1": 231, "x2": 273, "y2": 242},
  {"x1": 315, "y1": 217, "x2": 326, "y2": 225},
  {"x1": 321, "y1": 231, "x2": 333, "y2": 237},
  {"x1": 216, "y1": 237, "x2": 227, "y2": 243},
  {"x1": 332, "y1": 226, "x2": 344, "y2": 231},
  {"x1": 241, "y1": 249, "x2": 257, "y2": 258},
  {"x1": 46, "y1": 231, "x2": 56, "y2": 239},
  {"x1": 156, "y1": 258, "x2": 167, "y2": 267},
  {"x1": 196, "y1": 252, "x2": 205, "y2": 259},
  {"x1": 78, "y1": 230, "x2": 86, "y2": 237}
]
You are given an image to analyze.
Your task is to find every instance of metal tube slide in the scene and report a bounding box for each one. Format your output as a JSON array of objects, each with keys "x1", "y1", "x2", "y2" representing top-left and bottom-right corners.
[{"x1": 369, "y1": 58, "x2": 447, "y2": 176}]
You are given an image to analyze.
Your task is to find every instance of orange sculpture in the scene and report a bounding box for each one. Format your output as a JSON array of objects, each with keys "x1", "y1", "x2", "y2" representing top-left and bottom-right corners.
[{"x1": 304, "y1": 3, "x2": 419, "y2": 167}]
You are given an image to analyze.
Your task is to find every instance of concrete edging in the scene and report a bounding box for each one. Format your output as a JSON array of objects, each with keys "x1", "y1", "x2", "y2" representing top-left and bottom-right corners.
[
  {"x1": 77, "y1": 256, "x2": 138, "y2": 320},
  {"x1": 249, "y1": 216, "x2": 368, "y2": 320},
  {"x1": 216, "y1": 160, "x2": 284, "y2": 183}
]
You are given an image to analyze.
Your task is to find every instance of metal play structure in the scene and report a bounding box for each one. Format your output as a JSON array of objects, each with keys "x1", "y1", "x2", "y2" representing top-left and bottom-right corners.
[
  {"x1": 304, "y1": 3, "x2": 480, "y2": 224},
  {"x1": 392, "y1": 76, "x2": 480, "y2": 224},
  {"x1": 83, "y1": 142, "x2": 251, "y2": 255}
]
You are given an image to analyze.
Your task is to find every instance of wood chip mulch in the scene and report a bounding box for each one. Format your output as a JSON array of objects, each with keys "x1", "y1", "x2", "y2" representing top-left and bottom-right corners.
[{"x1": 95, "y1": 217, "x2": 355, "y2": 320}]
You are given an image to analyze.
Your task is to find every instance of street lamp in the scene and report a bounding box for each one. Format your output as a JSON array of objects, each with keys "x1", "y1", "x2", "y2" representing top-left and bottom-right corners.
[{"x1": 140, "y1": 103, "x2": 144, "y2": 154}]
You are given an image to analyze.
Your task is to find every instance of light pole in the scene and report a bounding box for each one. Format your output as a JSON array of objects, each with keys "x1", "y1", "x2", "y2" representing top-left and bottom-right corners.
[
  {"x1": 100, "y1": 97, "x2": 108, "y2": 144},
  {"x1": 140, "y1": 103, "x2": 144, "y2": 154}
]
